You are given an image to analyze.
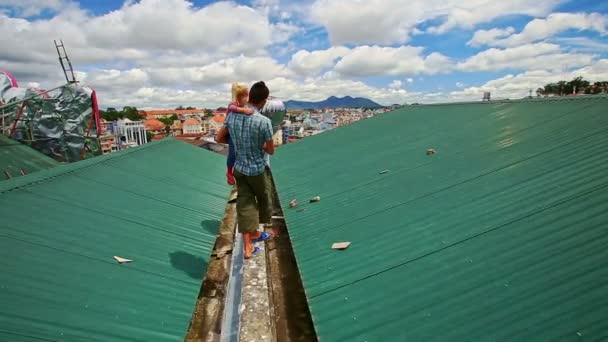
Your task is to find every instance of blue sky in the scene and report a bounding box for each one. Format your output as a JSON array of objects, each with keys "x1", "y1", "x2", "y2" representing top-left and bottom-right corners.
[{"x1": 1, "y1": 0, "x2": 607, "y2": 108}]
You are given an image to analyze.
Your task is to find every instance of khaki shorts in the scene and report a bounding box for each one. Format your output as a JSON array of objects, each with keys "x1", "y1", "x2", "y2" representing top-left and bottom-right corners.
[{"x1": 233, "y1": 167, "x2": 274, "y2": 233}]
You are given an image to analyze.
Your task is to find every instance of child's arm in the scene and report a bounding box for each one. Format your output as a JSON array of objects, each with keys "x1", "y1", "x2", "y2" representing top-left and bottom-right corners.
[{"x1": 228, "y1": 103, "x2": 254, "y2": 115}]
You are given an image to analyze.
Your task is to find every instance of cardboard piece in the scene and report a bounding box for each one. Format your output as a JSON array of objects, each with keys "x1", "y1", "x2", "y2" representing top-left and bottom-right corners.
[
  {"x1": 114, "y1": 256, "x2": 133, "y2": 264},
  {"x1": 310, "y1": 196, "x2": 321, "y2": 203},
  {"x1": 289, "y1": 199, "x2": 298, "y2": 208},
  {"x1": 332, "y1": 242, "x2": 351, "y2": 250},
  {"x1": 426, "y1": 148, "x2": 436, "y2": 155}
]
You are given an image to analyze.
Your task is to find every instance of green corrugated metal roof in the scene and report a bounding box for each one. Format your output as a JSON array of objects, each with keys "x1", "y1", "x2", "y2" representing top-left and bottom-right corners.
[
  {"x1": 0, "y1": 134, "x2": 59, "y2": 180},
  {"x1": 0, "y1": 138, "x2": 230, "y2": 341},
  {"x1": 272, "y1": 96, "x2": 608, "y2": 341}
]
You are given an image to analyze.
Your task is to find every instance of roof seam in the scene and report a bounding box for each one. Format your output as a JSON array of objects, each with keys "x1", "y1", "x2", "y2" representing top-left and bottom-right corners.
[
  {"x1": 0, "y1": 138, "x2": 175, "y2": 193},
  {"x1": 294, "y1": 126, "x2": 608, "y2": 241},
  {"x1": 71, "y1": 173, "x2": 224, "y2": 227},
  {"x1": 0, "y1": 233, "x2": 200, "y2": 286},
  {"x1": 278, "y1": 99, "x2": 596, "y2": 194},
  {"x1": 414, "y1": 94, "x2": 608, "y2": 107},
  {"x1": 309, "y1": 180, "x2": 608, "y2": 299},
  {"x1": 99, "y1": 160, "x2": 226, "y2": 195},
  {"x1": 20, "y1": 187, "x2": 210, "y2": 242}
]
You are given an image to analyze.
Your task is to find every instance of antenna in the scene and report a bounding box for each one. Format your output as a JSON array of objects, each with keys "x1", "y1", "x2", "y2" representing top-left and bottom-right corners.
[{"x1": 54, "y1": 40, "x2": 77, "y2": 83}]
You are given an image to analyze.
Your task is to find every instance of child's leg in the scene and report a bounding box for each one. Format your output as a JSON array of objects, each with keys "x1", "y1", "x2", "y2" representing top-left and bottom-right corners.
[{"x1": 226, "y1": 138, "x2": 236, "y2": 185}]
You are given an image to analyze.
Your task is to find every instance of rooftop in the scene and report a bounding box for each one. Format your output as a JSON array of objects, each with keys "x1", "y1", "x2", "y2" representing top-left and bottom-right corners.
[
  {"x1": 183, "y1": 118, "x2": 201, "y2": 125},
  {"x1": 140, "y1": 109, "x2": 204, "y2": 117},
  {"x1": 212, "y1": 115, "x2": 225, "y2": 124},
  {"x1": 144, "y1": 118, "x2": 166, "y2": 131},
  {"x1": 272, "y1": 95, "x2": 608, "y2": 341},
  {"x1": 0, "y1": 134, "x2": 59, "y2": 180},
  {"x1": 0, "y1": 139, "x2": 230, "y2": 340}
]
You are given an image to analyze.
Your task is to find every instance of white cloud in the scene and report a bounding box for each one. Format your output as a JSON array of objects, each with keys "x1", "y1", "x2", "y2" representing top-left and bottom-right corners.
[
  {"x1": 310, "y1": 0, "x2": 561, "y2": 45},
  {"x1": 456, "y1": 82, "x2": 465, "y2": 88},
  {"x1": 468, "y1": 27, "x2": 516, "y2": 47},
  {"x1": 334, "y1": 46, "x2": 451, "y2": 77},
  {"x1": 407, "y1": 78, "x2": 414, "y2": 84},
  {"x1": 271, "y1": 21, "x2": 302, "y2": 43},
  {"x1": 427, "y1": 0, "x2": 560, "y2": 34},
  {"x1": 554, "y1": 37, "x2": 608, "y2": 53},
  {"x1": 389, "y1": 80, "x2": 402, "y2": 89},
  {"x1": 457, "y1": 43, "x2": 596, "y2": 72},
  {"x1": 450, "y1": 59, "x2": 608, "y2": 101},
  {"x1": 288, "y1": 46, "x2": 350, "y2": 76},
  {"x1": 471, "y1": 12, "x2": 608, "y2": 47}
]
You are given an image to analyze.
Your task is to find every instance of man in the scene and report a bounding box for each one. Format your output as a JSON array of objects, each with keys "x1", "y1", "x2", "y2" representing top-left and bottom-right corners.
[{"x1": 216, "y1": 81, "x2": 275, "y2": 259}]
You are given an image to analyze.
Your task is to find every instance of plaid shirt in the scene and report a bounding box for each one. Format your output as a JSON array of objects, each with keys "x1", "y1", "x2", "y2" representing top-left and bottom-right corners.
[{"x1": 224, "y1": 105, "x2": 273, "y2": 176}]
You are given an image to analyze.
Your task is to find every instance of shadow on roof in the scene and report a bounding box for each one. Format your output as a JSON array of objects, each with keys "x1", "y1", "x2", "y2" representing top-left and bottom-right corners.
[{"x1": 169, "y1": 251, "x2": 209, "y2": 280}]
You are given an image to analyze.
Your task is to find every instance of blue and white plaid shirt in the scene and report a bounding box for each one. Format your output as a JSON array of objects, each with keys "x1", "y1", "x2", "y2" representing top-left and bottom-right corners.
[{"x1": 224, "y1": 105, "x2": 273, "y2": 176}]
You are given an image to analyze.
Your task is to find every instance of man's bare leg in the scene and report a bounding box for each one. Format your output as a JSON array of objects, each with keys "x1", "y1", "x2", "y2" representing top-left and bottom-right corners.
[{"x1": 244, "y1": 233, "x2": 254, "y2": 259}]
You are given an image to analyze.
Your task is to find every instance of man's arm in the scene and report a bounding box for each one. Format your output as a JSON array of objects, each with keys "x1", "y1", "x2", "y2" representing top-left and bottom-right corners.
[
  {"x1": 261, "y1": 118, "x2": 275, "y2": 155},
  {"x1": 216, "y1": 126, "x2": 229, "y2": 144},
  {"x1": 263, "y1": 140, "x2": 275, "y2": 155}
]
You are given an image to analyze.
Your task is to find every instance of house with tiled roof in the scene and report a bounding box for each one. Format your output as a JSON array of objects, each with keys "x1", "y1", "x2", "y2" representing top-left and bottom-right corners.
[
  {"x1": 183, "y1": 118, "x2": 202, "y2": 135},
  {"x1": 140, "y1": 108, "x2": 205, "y2": 119},
  {"x1": 207, "y1": 115, "x2": 225, "y2": 134},
  {"x1": 143, "y1": 118, "x2": 166, "y2": 134}
]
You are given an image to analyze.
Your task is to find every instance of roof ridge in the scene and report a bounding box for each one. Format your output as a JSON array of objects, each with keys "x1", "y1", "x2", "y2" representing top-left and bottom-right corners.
[
  {"x1": 415, "y1": 94, "x2": 608, "y2": 107},
  {"x1": 0, "y1": 138, "x2": 175, "y2": 193}
]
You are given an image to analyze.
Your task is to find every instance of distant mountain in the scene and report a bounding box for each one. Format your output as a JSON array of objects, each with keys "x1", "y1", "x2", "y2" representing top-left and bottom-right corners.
[{"x1": 284, "y1": 96, "x2": 382, "y2": 110}]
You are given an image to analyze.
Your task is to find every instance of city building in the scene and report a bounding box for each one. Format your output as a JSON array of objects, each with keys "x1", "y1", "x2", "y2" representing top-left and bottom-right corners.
[
  {"x1": 208, "y1": 115, "x2": 225, "y2": 134},
  {"x1": 144, "y1": 119, "x2": 166, "y2": 135},
  {"x1": 170, "y1": 120, "x2": 183, "y2": 136},
  {"x1": 139, "y1": 108, "x2": 205, "y2": 119},
  {"x1": 183, "y1": 118, "x2": 202, "y2": 134},
  {"x1": 111, "y1": 118, "x2": 147, "y2": 150}
]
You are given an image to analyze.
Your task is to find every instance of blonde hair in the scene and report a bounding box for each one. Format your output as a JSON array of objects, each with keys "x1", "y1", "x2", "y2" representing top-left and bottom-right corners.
[{"x1": 231, "y1": 82, "x2": 249, "y2": 102}]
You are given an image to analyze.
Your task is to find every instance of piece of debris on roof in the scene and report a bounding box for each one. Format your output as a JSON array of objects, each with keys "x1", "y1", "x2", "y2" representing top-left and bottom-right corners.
[
  {"x1": 309, "y1": 196, "x2": 320, "y2": 203},
  {"x1": 289, "y1": 199, "x2": 298, "y2": 207},
  {"x1": 426, "y1": 148, "x2": 436, "y2": 155},
  {"x1": 331, "y1": 242, "x2": 351, "y2": 250},
  {"x1": 113, "y1": 256, "x2": 133, "y2": 264},
  {"x1": 380, "y1": 170, "x2": 390, "y2": 174}
]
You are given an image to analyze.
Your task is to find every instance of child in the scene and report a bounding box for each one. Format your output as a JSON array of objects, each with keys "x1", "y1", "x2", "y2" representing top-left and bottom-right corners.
[{"x1": 225, "y1": 83, "x2": 254, "y2": 185}]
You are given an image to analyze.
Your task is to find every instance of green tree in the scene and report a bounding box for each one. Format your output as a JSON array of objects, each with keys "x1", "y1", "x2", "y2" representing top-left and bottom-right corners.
[
  {"x1": 204, "y1": 109, "x2": 213, "y2": 118},
  {"x1": 536, "y1": 88, "x2": 544, "y2": 97},
  {"x1": 158, "y1": 117, "x2": 172, "y2": 125},
  {"x1": 175, "y1": 105, "x2": 185, "y2": 110},
  {"x1": 122, "y1": 106, "x2": 142, "y2": 121},
  {"x1": 146, "y1": 131, "x2": 154, "y2": 142}
]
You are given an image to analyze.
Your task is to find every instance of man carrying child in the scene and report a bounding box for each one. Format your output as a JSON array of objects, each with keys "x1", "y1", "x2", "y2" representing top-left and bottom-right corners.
[{"x1": 216, "y1": 81, "x2": 275, "y2": 259}]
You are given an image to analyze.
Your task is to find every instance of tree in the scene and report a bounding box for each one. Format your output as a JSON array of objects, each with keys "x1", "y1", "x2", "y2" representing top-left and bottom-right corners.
[
  {"x1": 536, "y1": 88, "x2": 544, "y2": 97},
  {"x1": 146, "y1": 131, "x2": 154, "y2": 142},
  {"x1": 158, "y1": 117, "x2": 173, "y2": 125},
  {"x1": 569, "y1": 76, "x2": 589, "y2": 94},
  {"x1": 541, "y1": 77, "x2": 606, "y2": 96},
  {"x1": 204, "y1": 109, "x2": 213, "y2": 118},
  {"x1": 175, "y1": 105, "x2": 185, "y2": 110},
  {"x1": 185, "y1": 106, "x2": 195, "y2": 110},
  {"x1": 123, "y1": 106, "x2": 142, "y2": 121}
]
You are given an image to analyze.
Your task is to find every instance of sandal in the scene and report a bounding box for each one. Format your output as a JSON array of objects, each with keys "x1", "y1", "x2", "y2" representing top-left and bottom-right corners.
[{"x1": 252, "y1": 232, "x2": 272, "y2": 243}]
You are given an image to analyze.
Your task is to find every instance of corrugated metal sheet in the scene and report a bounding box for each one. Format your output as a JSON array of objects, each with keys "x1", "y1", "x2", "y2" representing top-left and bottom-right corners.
[
  {"x1": 272, "y1": 96, "x2": 608, "y2": 341},
  {"x1": 0, "y1": 134, "x2": 58, "y2": 180},
  {"x1": 0, "y1": 138, "x2": 230, "y2": 341}
]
